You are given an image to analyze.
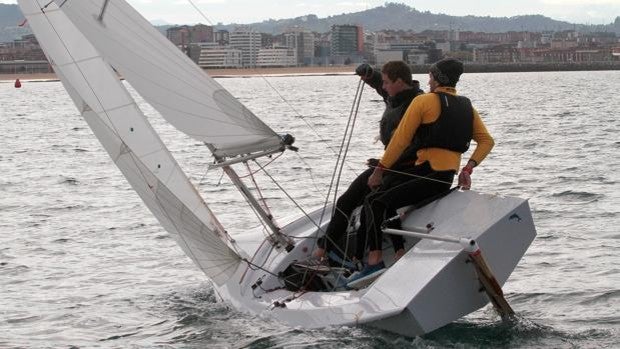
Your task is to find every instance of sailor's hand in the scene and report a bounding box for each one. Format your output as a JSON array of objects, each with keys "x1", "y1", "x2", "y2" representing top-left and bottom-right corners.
[
  {"x1": 366, "y1": 158, "x2": 379, "y2": 168},
  {"x1": 458, "y1": 165, "x2": 473, "y2": 190},
  {"x1": 368, "y1": 166, "x2": 383, "y2": 189},
  {"x1": 355, "y1": 63, "x2": 373, "y2": 79}
]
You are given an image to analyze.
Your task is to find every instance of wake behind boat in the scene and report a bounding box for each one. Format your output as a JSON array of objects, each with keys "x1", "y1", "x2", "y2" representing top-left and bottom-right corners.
[{"x1": 18, "y1": 0, "x2": 536, "y2": 337}]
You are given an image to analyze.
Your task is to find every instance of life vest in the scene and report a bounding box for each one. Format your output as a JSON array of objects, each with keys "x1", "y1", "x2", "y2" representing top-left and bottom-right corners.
[
  {"x1": 396, "y1": 92, "x2": 473, "y2": 165},
  {"x1": 379, "y1": 88, "x2": 422, "y2": 146}
]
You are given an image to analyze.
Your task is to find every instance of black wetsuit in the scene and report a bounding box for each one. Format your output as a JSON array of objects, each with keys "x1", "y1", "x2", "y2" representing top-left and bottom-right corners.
[{"x1": 318, "y1": 71, "x2": 423, "y2": 259}]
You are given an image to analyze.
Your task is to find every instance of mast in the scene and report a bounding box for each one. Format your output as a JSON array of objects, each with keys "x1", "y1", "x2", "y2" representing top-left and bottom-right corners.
[{"x1": 209, "y1": 143, "x2": 296, "y2": 252}]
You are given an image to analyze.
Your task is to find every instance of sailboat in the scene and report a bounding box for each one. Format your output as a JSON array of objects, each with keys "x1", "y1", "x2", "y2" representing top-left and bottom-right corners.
[{"x1": 18, "y1": 0, "x2": 536, "y2": 337}]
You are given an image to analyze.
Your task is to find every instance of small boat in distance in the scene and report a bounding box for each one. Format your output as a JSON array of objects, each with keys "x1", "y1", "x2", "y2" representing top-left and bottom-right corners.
[{"x1": 18, "y1": 0, "x2": 536, "y2": 337}]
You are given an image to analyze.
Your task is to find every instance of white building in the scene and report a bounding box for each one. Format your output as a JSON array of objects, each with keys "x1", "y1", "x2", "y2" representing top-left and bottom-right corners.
[
  {"x1": 407, "y1": 50, "x2": 428, "y2": 65},
  {"x1": 283, "y1": 29, "x2": 315, "y2": 65},
  {"x1": 257, "y1": 47, "x2": 297, "y2": 67},
  {"x1": 229, "y1": 27, "x2": 262, "y2": 67},
  {"x1": 194, "y1": 43, "x2": 242, "y2": 68},
  {"x1": 375, "y1": 50, "x2": 404, "y2": 66}
]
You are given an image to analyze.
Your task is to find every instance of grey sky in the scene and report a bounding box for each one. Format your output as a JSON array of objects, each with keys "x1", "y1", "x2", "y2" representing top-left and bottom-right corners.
[{"x1": 3, "y1": 0, "x2": 619, "y2": 25}]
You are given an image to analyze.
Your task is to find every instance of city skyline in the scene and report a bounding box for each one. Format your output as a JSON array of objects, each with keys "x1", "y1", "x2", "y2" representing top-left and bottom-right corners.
[{"x1": 1, "y1": 0, "x2": 619, "y2": 26}]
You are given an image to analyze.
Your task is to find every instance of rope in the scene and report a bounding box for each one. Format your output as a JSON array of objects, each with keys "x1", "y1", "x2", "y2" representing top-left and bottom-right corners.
[
  {"x1": 304, "y1": 79, "x2": 365, "y2": 262},
  {"x1": 369, "y1": 165, "x2": 456, "y2": 186},
  {"x1": 187, "y1": 0, "x2": 215, "y2": 25},
  {"x1": 318, "y1": 79, "x2": 365, "y2": 227},
  {"x1": 244, "y1": 162, "x2": 274, "y2": 219},
  {"x1": 251, "y1": 158, "x2": 322, "y2": 232}
]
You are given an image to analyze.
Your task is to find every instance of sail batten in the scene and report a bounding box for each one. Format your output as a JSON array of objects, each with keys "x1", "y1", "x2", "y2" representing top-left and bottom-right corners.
[
  {"x1": 19, "y1": 0, "x2": 242, "y2": 285},
  {"x1": 53, "y1": 0, "x2": 284, "y2": 159}
]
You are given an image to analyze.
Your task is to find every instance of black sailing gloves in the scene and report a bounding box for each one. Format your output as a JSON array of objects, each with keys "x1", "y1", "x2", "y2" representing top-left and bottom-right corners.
[{"x1": 355, "y1": 63, "x2": 373, "y2": 79}]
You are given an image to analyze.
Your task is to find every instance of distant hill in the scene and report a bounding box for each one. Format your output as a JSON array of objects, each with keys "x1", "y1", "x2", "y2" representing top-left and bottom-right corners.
[
  {"x1": 1, "y1": 2, "x2": 619, "y2": 43},
  {"x1": 216, "y1": 3, "x2": 620, "y2": 35}
]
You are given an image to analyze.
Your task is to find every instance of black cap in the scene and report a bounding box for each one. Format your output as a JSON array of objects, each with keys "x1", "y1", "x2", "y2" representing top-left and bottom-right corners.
[{"x1": 429, "y1": 58, "x2": 464, "y2": 86}]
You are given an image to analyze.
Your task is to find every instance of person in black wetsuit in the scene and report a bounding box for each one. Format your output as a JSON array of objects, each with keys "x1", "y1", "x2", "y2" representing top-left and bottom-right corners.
[
  {"x1": 349, "y1": 58, "x2": 495, "y2": 282},
  {"x1": 313, "y1": 61, "x2": 424, "y2": 264}
]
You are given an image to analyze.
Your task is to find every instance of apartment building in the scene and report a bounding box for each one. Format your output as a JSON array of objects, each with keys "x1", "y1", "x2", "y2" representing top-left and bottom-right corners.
[
  {"x1": 256, "y1": 47, "x2": 297, "y2": 67},
  {"x1": 229, "y1": 27, "x2": 262, "y2": 68},
  {"x1": 283, "y1": 29, "x2": 315, "y2": 65},
  {"x1": 189, "y1": 43, "x2": 242, "y2": 68}
]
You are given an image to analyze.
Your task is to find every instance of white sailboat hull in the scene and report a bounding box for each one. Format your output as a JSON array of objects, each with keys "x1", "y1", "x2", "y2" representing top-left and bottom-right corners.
[
  {"x1": 19, "y1": 0, "x2": 536, "y2": 337},
  {"x1": 219, "y1": 190, "x2": 536, "y2": 336}
]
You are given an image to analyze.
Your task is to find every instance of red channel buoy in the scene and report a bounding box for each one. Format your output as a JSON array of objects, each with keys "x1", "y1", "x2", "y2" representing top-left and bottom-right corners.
[{"x1": 14, "y1": 79, "x2": 22, "y2": 88}]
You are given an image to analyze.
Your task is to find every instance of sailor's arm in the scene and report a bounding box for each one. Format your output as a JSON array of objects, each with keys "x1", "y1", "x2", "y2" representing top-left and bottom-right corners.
[
  {"x1": 368, "y1": 100, "x2": 423, "y2": 188},
  {"x1": 458, "y1": 109, "x2": 494, "y2": 189},
  {"x1": 355, "y1": 64, "x2": 387, "y2": 100}
]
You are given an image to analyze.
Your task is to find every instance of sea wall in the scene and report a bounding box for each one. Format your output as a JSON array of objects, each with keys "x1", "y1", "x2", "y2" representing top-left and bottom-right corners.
[{"x1": 410, "y1": 61, "x2": 620, "y2": 74}]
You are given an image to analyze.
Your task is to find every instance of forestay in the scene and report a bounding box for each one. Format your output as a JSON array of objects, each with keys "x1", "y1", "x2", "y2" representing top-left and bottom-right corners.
[
  {"x1": 19, "y1": 0, "x2": 243, "y2": 285},
  {"x1": 53, "y1": 0, "x2": 284, "y2": 159}
]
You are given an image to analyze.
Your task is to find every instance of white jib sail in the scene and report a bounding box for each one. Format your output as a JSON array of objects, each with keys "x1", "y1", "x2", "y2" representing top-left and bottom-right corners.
[
  {"x1": 19, "y1": 0, "x2": 243, "y2": 285},
  {"x1": 52, "y1": 0, "x2": 284, "y2": 160}
]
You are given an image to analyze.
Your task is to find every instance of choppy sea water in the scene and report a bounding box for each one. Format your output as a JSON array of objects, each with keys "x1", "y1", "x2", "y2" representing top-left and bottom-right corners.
[{"x1": 1, "y1": 71, "x2": 619, "y2": 348}]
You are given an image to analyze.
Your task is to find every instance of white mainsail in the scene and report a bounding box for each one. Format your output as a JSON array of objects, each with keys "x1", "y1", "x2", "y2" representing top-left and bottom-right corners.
[
  {"x1": 52, "y1": 0, "x2": 284, "y2": 160},
  {"x1": 18, "y1": 0, "x2": 243, "y2": 285}
]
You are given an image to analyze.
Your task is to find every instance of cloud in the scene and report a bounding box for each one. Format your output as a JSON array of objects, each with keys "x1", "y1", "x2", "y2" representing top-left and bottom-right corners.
[{"x1": 541, "y1": 0, "x2": 619, "y2": 5}]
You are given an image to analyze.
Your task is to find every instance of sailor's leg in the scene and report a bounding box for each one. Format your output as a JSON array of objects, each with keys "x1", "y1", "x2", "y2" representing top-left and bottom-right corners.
[{"x1": 317, "y1": 168, "x2": 373, "y2": 257}]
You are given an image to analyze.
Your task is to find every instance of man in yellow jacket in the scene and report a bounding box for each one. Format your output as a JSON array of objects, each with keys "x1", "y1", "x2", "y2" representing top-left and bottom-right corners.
[{"x1": 352, "y1": 58, "x2": 495, "y2": 282}]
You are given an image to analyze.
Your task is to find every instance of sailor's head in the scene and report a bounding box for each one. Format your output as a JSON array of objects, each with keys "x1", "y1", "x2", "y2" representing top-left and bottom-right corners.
[
  {"x1": 429, "y1": 58, "x2": 464, "y2": 89},
  {"x1": 381, "y1": 60, "x2": 413, "y2": 97}
]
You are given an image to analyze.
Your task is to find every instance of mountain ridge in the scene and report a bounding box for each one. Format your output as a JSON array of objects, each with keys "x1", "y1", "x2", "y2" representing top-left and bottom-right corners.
[
  {"x1": 216, "y1": 3, "x2": 619, "y2": 35},
  {"x1": 1, "y1": 2, "x2": 618, "y2": 43}
]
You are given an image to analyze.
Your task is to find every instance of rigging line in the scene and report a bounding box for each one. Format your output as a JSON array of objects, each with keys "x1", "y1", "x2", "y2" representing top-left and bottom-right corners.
[
  {"x1": 300, "y1": 79, "x2": 364, "y2": 260},
  {"x1": 244, "y1": 162, "x2": 274, "y2": 219},
  {"x1": 237, "y1": 152, "x2": 283, "y2": 179},
  {"x1": 316, "y1": 79, "x2": 365, "y2": 228},
  {"x1": 331, "y1": 80, "x2": 364, "y2": 215},
  {"x1": 187, "y1": 0, "x2": 215, "y2": 25},
  {"x1": 41, "y1": 0, "x2": 53, "y2": 10},
  {"x1": 252, "y1": 158, "x2": 324, "y2": 232},
  {"x1": 293, "y1": 152, "x2": 324, "y2": 196},
  {"x1": 368, "y1": 164, "x2": 455, "y2": 185},
  {"x1": 258, "y1": 75, "x2": 359, "y2": 173},
  {"x1": 240, "y1": 258, "x2": 301, "y2": 290},
  {"x1": 313, "y1": 82, "x2": 365, "y2": 263},
  {"x1": 97, "y1": 0, "x2": 110, "y2": 21},
  {"x1": 247, "y1": 74, "x2": 348, "y2": 198}
]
